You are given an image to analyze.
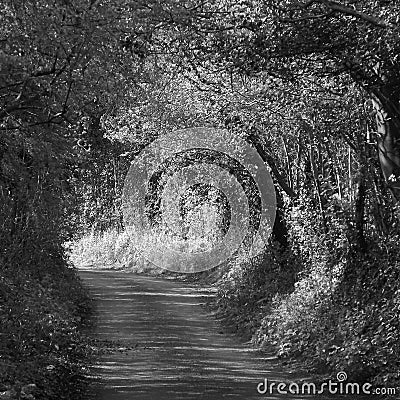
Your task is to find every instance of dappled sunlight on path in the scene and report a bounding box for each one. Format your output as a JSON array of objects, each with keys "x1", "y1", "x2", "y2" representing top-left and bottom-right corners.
[{"x1": 80, "y1": 271, "x2": 352, "y2": 400}]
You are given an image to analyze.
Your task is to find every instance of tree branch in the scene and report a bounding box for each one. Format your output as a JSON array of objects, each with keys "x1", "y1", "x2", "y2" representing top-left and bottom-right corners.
[
  {"x1": 247, "y1": 131, "x2": 298, "y2": 199},
  {"x1": 318, "y1": 0, "x2": 395, "y2": 29}
]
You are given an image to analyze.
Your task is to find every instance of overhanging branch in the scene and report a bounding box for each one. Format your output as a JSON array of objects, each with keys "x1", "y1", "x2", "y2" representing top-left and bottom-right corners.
[
  {"x1": 247, "y1": 132, "x2": 298, "y2": 199},
  {"x1": 318, "y1": 0, "x2": 395, "y2": 29}
]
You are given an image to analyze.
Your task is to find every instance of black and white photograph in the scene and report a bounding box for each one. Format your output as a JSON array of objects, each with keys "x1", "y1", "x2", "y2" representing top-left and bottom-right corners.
[{"x1": 0, "y1": 1, "x2": 399, "y2": 399}]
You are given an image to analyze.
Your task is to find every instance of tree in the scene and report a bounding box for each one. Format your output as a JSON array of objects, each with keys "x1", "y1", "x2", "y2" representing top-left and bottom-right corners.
[
  {"x1": 0, "y1": 0, "x2": 165, "y2": 249},
  {"x1": 155, "y1": 0, "x2": 400, "y2": 199}
]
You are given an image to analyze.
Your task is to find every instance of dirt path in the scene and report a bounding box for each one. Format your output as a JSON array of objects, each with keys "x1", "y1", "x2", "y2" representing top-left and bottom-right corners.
[{"x1": 80, "y1": 270, "x2": 342, "y2": 400}]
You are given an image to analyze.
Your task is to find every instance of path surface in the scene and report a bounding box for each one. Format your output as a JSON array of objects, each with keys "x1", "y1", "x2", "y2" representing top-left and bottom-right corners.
[{"x1": 80, "y1": 270, "x2": 349, "y2": 400}]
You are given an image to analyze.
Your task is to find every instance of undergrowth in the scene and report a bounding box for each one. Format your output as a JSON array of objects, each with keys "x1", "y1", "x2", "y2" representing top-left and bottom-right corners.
[
  {"x1": 67, "y1": 229, "x2": 162, "y2": 274},
  {"x1": 216, "y1": 199, "x2": 400, "y2": 390},
  {"x1": 0, "y1": 251, "x2": 94, "y2": 400}
]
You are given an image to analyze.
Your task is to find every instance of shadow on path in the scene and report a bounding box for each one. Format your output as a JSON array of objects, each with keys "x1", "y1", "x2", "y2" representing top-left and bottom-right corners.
[{"x1": 80, "y1": 270, "x2": 362, "y2": 400}]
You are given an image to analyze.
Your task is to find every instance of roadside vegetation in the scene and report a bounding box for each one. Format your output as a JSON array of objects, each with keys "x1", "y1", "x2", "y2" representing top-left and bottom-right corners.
[
  {"x1": 2, "y1": 0, "x2": 399, "y2": 397},
  {"x1": 67, "y1": 229, "x2": 161, "y2": 274},
  {"x1": 0, "y1": 258, "x2": 93, "y2": 399}
]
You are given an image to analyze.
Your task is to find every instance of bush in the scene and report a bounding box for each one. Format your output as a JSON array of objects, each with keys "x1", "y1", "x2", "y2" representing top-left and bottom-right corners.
[
  {"x1": 67, "y1": 228, "x2": 162, "y2": 274},
  {"x1": 216, "y1": 241, "x2": 300, "y2": 340},
  {"x1": 216, "y1": 193, "x2": 400, "y2": 389},
  {"x1": 0, "y1": 253, "x2": 93, "y2": 399},
  {"x1": 254, "y1": 202, "x2": 400, "y2": 388}
]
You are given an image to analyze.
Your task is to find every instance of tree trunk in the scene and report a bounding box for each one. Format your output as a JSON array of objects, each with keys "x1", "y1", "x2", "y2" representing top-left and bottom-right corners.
[
  {"x1": 273, "y1": 186, "x2": 289, "y2": 248},
  {"x1": 303, "y1": 121, "x2": 327, "y2": 231},
  {"x1": 354, "y1": 166, "x2": 366, "y2": 251},
  {"x1": 371, "y1": 79, "x2": 400, "y2": 200},
  {"x1": 246, "y1": 131, "x2": 292, "y2": 248},
  {"x1": 246, "y1": 131, "x2": 297, "y2": 199}
]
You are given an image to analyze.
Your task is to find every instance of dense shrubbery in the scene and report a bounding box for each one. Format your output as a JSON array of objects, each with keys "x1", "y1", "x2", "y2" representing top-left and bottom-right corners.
[
  {"x1": 0, "y1": 108, "x2": 94, "y2": 399},
  {"x1": 68, "y1": 229, "x2": 161, "y2": 274},
  {"x1": 255, "y1": 243, "x2": 400, "y2": 386},
  {"x1": 217, "y1": 193, "x2": 400, "y2": 388},
  {"x1": 0, "y1": 253, "x2": 93, "y2": 399},
  {"x1": 216, "y1": 242, "x2": 300, "y2": 340},
  {"x1": 0, "y1": 138, "x2": 94, "y2": 398}
]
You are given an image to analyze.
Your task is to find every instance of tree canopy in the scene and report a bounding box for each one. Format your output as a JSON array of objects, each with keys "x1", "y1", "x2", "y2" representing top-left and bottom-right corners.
[{"x1": 1, "y1": 0, "x2": 400, "y2": 396}]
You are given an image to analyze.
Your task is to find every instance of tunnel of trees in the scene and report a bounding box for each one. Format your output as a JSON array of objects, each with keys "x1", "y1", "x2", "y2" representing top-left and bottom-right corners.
[{"x1": 1, "y1": 0, "x2": 399, "y2": 397}]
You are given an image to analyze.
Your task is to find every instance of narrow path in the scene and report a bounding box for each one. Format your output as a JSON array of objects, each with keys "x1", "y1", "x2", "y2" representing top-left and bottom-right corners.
[{"x1": 80, "y1": 270, "x2": 340, "y2": 400}]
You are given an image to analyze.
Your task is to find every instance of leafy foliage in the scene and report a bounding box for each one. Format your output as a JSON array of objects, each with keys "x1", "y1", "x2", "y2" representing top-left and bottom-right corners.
[
  {"x1": 0, "y1": 256, "x2": 93, "y2": 399},
  {"x1": 2, "y1": 0, "x2": 400, "y2": 394},
  {"x1": 0, "y1": 0, "x2": 151, "y2": 397}
]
